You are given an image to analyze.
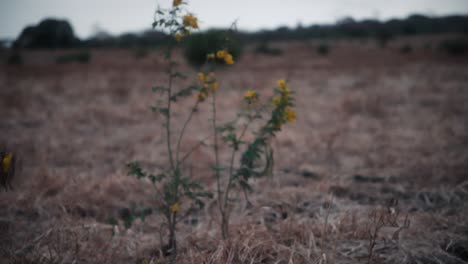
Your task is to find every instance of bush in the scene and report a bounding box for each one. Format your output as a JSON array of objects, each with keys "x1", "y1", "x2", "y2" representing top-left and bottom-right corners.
[
  {"x1": 7, "y1": 52, "x2": 23, "y2": 65},
  {"x1": 184, "y1": 29, "x2": 243, "y2": 67},
  {"x1": 134, "y1": 48, "x2": 149, "y2": 59},
  {"x1": 56, "y1": 51, "x2": 91, "y2": 64},
  {"x1": 440, "y1": 38, "x2": 468, "y2": 56},
  {"x1": 254, "y1": 42, "x2": 283, "y2": 56},
  {"x1": 399, "y1": 44, "x2": 413, "y2": 54},
  {"x1": 317, "y1": 43, "x2": 330, "y2": 56}
]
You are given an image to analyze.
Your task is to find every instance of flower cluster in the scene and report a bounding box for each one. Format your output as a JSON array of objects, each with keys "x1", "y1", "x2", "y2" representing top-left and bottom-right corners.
[
  {"x1": 270, "y1": 79, "x2": 296, "y2": 129},
  {"x1": 244, "y1": 89, "x2": 258, "y2": 106},
  {"x1": 174, "y1": 14, "x2": 198, "y2": 41},
  {"x1": 197, "y1": 71, "x2": 218, "y2": 101},
  {"x1": 207, "y1": 49, "x2": 235, "y2": 65}
]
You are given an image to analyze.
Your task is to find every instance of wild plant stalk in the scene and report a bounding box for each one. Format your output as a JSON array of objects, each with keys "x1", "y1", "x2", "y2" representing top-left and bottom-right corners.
[
  {"x1": 206, "y1": 75, "x2": 296, "y2": 239},
  {"x1": 128, "y1": 3, "x2": 297, "y2": 261},
  {"x1": 128, "y1": 2, "x2": 212, "y2": 261}
]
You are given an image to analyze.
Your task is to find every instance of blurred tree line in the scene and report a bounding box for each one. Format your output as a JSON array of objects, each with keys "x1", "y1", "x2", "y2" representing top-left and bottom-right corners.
[{"x1": 9, "y1": 14, "x2": 468, "y2": 50}]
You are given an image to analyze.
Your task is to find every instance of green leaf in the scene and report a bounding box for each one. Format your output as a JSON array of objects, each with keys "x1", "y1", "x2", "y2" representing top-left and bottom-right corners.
[
  {"x1": 158, "y1": 108, "x2": 169, "y2": 117},
  {"x1": 171, "y1": 72, "x2": 187, "y2": 80},
  {"x1": 149, "y1": 173, "x2": 166, "y2": 184},
  {"x1": 127, "y1": 162, "x2": 146, "y2": 179},
  {"x1": 152, "y1": 86, "x2": 167, "y2": 93},
  {"x1": 210, "y1": 165, "x2": 226, "y2": 172}
]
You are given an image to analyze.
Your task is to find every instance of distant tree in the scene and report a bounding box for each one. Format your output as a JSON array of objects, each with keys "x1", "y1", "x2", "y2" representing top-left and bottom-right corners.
[{"x1": 13, "y1": 19, "x2": 80, "y2": 49}]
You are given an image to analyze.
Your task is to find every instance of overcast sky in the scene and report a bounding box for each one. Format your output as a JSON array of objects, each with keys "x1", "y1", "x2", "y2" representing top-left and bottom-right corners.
[{"x1": 1, "y1": 0, "x2": 468, "y2": 39}]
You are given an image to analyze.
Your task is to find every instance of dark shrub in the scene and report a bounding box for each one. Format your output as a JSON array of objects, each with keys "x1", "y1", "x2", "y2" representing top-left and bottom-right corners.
[
  {"x1": 254, "y1": 42, "x2": 283, "y2": 56},
  {"x1": 440, "y1": 38, "x2": 468, "y2": 56},
  {"x1": 56, "y1": 51, "x2": 91, "y2": 64},
  {"x1": 134, "y1": 48, "x2": 149, "y2": 59},
  {"x1": 13, "y1": 19, "x2": 80, "y2": 49},
  {"x1": 7, "y1": 52, "x2": 22, "y2": 65},
  {"x1": 184, "y1": 30, "x2": 242, "y2": 67},
  {"x1": 317, "y1": 43, "x2": 330, "y2": 56},
  {"x1": 399, "y1": 44, "x2": 413, "y2": 54}
]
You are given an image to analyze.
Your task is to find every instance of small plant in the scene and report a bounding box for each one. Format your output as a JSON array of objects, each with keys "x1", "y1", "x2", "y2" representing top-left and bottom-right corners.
[
  {"x1": 134, "y1": 47, "x2": 149, "y2": 59},
  {"x1": 0, "y1": 147, "x2": 16, "y2": 191},
  {"x1": 7, "y1": 52, "x2": 22, "y2": 65},
  {"x1": 255, "y1": 42, "x2": 283, "y2": 56},
  {"x1": 317, "y1": 43, "x2": 330, "y2": 56},
  {"x1": 127, "y1": 0, "x2": 296, "y2": 261},
  {"x1": 439, "y1": 37, "x2": 468, "y2": 56},
  {"x1": 399, "y1": 43, "x2": 413, "y2": 54},
  {"x1": 56, "y1": 50, "x2": 91, "y2": 64}
]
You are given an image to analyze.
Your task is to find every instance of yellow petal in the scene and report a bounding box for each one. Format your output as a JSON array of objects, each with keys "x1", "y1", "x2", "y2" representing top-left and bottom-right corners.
[
  {"x1": 224, "y1": 54, "x2": 234, "y2": 65},
  {"x1": 2, "y1": 153, "x2": 12, "y2": 173},
  {"x1": 170, "y1": 202, "x2": 180, "y2": 213}
]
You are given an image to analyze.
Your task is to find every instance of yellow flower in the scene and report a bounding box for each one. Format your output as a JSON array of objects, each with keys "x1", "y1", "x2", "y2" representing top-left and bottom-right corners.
[
  {"x1": 272, "y1": 95, "x2": 282, "y2": 106},
  {"x1": 2, "y1": 153, "x2": 12, "y2": 173},
  {"x1": 277, "y1": 79, "x2": 287, "y2": 90},
  {"x1": 197, "y1": 72, "x2": 206, "y2": 82},
  {"x1": 198, "y1": 92, "x2": 207, "y2": 101},
  {"x1": 183, "y1": 14, "x2": 198, "y2": 29},
  {"x1": 216, "y1": 50, "x2": 225, "y2": 59},
  {"x1": 284, "y1": 108, "x2": 296, "y2": 123},
  {"x1": 175, "y1": 33, "x2": 182, "y2": 42},
  {"x1": 170, "y1": 202, "x2": 180, "y2": 213},
  {"x1": 207, "y1": 53, "x2": 215, "y2": 60},
  {"x1": 211, "y1": 82, "x2": 219, "y2": 93},
  {"x1": 224, "y1": 53, "x2": 234, "y2": 65},
  {"x1": 173, "y1": 0, "x2": 182, "y2": 7},
  {"x1": 245, "y1": 90, "x2": 257, "y2": 100}
]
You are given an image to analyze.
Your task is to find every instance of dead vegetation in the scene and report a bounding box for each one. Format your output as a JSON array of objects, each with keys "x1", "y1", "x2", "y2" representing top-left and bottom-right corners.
[{"x1": 1, "y1": 37, "x2": 468, "y2": 263}]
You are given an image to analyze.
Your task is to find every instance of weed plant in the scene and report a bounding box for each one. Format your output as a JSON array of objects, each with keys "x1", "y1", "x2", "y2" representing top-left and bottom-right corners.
[{"x1": 127, "y1": 0, "x2": 296, "y2": 261}]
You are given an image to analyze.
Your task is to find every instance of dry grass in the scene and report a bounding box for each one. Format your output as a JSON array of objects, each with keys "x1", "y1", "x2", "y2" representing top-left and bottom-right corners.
[{"x1": 1, "y1": 35, "x2": 468, "y2": 263}]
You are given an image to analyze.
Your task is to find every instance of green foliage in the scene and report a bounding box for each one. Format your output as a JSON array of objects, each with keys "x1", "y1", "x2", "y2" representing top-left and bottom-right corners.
[
  {"x1": 56, "y1": 51, "x2": 91, "y2": 64},
  {"x1": 184, "y1": 30, "x2": 243, "y2": 67},
  {"x1": 254, "y1": 42, "x2": 283, "y2": 56},
  {"x1": 439, "y1": 37, "x2": 468, "y2": 56},
  {"x1": 317, "y1": 43, "x2": 330, "y2": 56}
]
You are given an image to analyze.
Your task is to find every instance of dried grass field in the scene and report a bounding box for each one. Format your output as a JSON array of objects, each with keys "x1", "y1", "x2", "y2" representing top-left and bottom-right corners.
[{"x1": 1, "y1": 36, "x2": 468, "y2": 263}]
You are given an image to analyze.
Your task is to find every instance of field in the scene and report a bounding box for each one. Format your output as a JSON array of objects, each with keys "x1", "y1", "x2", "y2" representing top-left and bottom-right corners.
[{"x1": 1, "y1": 36, "x2": 468, "y2": 263}]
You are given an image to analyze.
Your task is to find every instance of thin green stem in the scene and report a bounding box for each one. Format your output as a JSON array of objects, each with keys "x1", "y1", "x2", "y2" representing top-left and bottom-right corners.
[
  {"x1": 211, "y1": 93, "x2": 224, "y2": 215},
  {"x1": 222, "y1": 115, "x2": 254, "y2": 221},
  {"x1": 166, "y1": 56, "x2": 176, "y2": 172},
  {"x1": 176, "y1": 100, "x2": 200, "y2": 164}
]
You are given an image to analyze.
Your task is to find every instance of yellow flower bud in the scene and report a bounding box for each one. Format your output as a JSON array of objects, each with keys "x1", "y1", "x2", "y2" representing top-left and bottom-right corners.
[
  {"x1": 277, "y1": 79, "x2": 287, "y2": 90},
  {"x1": 170, "y1": 202, "x2": 180, "y2": 213},
  {"x1": 175, "y1": 33, "x2": 182, "y2": 42},
  {"x1": 2, "y1": 153, "x2": 13, "y2": 173},
  {"x1": 207, "y1": 53, "x2": 215, "y2": 60},
  {"x1": 197, "y1": 72, "x2": 206, "y2": 82},
  {"x1": 224, "y1": 53, "x2": 234, "y2": 65},
  {"x1": 284, "y1": 108, "x2": 296, "y2": 123},
  {"x1": 211, "y1": 82, "x2": 219, "y2": 93},
  {"x1": 198, "y1": 92, "x2": 207, "y2": 101},
  {"x1": 216, "y1": 50, "x2": 225, "y2": 59},
  {"x1": 272, "y1": 95, "x2": 282, "y2": 106}
]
